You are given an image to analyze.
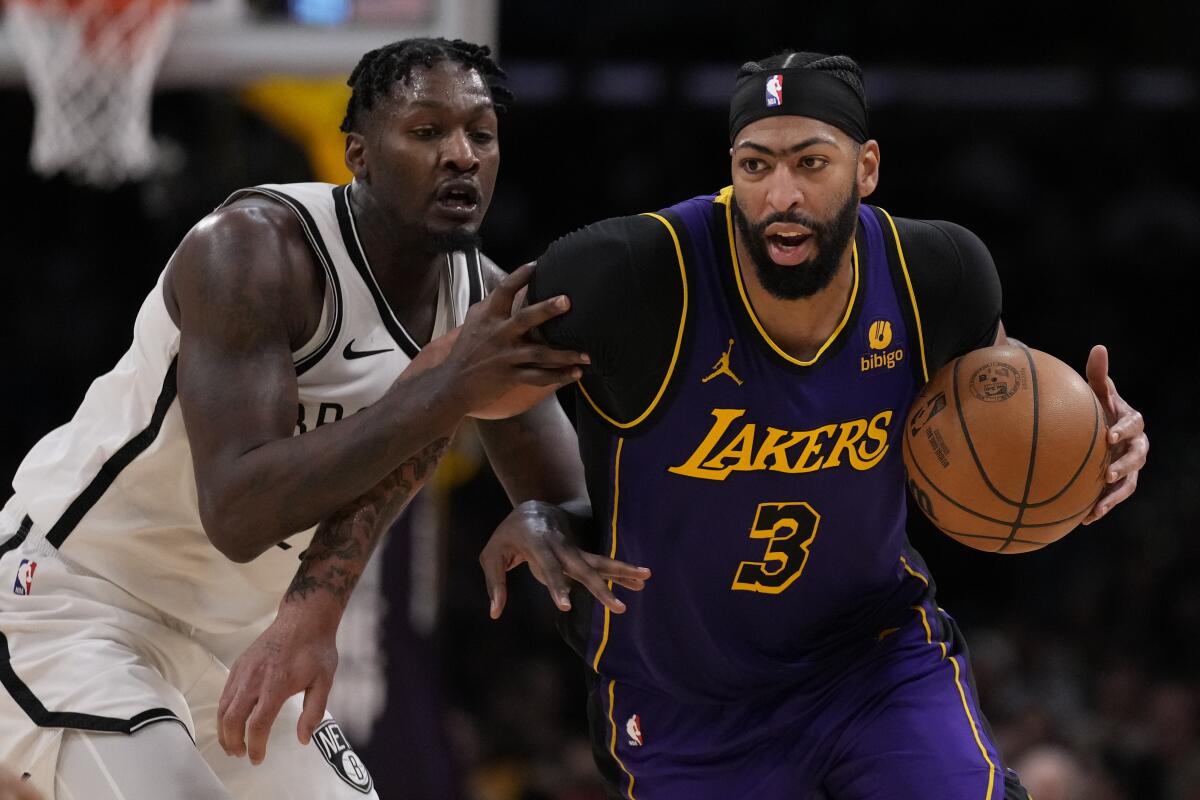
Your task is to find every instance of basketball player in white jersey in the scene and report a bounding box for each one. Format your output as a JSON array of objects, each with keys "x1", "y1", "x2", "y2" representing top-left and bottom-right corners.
[{"x1": 0, "y1": 38, "x2": 646, "y2": 799}]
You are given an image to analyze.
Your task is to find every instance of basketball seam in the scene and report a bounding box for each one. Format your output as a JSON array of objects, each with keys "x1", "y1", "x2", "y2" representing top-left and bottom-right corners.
[
  {"x1": 904, "y1": 429, "x2": 1018, "y2": 524},
  {"x1": 934, "y1": 505, "x2": 1091, "y2": 546},
  {"x1": 953, "y1": 356, "x2": 1023, "y2": 506},
  {"x1": 1022, "y1": 383, "x2": 1102, "y2": 508},
  {"x1": 999, "y1": 346, "x2": 1040, "y2": 553},
  {"x1": 906, "y1": 430, "x2": 1097, "y2": 531}
]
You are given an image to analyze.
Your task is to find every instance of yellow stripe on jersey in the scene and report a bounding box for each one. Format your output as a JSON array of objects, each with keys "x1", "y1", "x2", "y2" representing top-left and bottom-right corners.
[
  {"x1": 592, "y1": 438, "x2": 625, "y2": 672},
  {"x1": 951, "y1": 655, "x2": 1000, "y2": 800},
  {"x1": 877, "y1": 207, "x2": 930, "y2": 383},
  {"x1": 578, "y1": 214, "x2": 689, "y2": 430},
  {"x1": 908, "y1": 591, "x2": 999, "y2": 800},
  {"x1": 717, "y1": 187, "x2": 860, "y2": 367},
  {"x1": 899, "y1": 554, "x2": 929, "y2": 587},
  {"x1": 606, "y1": 679, "x2": 638, "y2": 799},
  {"x1": 911, "y1": 604, "x2": 948, "y2": 661}
]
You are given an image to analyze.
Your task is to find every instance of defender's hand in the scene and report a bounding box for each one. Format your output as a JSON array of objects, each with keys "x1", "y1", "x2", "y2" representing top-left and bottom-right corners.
[
  {"x1": 217, "y1": 609, "x2": 337, "y2": 765},
  {"x1": 1082, "y1": 345, "x2": 1148, "y2": 524},
  {"x1": 427, "y1": 263, "x2": 590, "y2": 417},
  {"x1": 0, "y1": 767, "x2": 42, "y2": 800},
  {"x1": 481, "y1": 501, "x2": 651, "y2": 618}
]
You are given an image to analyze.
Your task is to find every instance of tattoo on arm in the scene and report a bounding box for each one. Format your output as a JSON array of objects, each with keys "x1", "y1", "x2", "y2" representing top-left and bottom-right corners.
[{"x1": 284, "y1": 437, "x2": 451, "y2": 606}]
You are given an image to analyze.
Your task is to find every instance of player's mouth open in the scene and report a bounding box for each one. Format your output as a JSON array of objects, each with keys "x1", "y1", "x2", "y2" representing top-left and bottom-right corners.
[
  {"x1": 435, "y1": 181, "x2": 480, "y2": 219},
  {"x1": 765, "y1": 230, "x2": 813, "y2": 265}
]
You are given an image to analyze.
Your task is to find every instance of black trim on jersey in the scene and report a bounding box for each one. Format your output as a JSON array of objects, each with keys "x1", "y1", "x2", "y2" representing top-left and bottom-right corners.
[
  {"x1": 532, "y1": 212, "x2": 692, "y2": 433},
  {"x1": 872, "y1": 206, "x2": 929, "y2": 388},
  {"x1": 583, "y1": 671, "x2": 635, "y2": 800},
  {"x1": 715, "y1": 199, "x2": 867, "y2": 373},
  {"x1": 0, "y1": 630, "x2": 191, "y2": 739},
  {"x1": 334, "y1": 184, "x2": 422, "y2": 360},
  {"x1": 224, "y1": 186, "x2": 345, "y2": 377},
  {"x1": 465, "y1": 248, "x2": 484, "y2": 306},
  {"x1": 880, "y1": 214, "x2": 1003, "y2": 380},
  {"x1": 625, "y1": 206, "x2": 696, "y2": 432},
  {"x1": 45, "y1": 359, "x2": 179, "y2": 550},
  {"x1": 0, "y1": 516, "x2": 32, "y2": 561}
]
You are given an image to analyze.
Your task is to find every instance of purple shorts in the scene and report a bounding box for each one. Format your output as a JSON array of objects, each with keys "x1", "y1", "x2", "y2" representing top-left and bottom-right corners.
[{"x1": 586, "y1": 606, "x2": 1029, "y2": 800}]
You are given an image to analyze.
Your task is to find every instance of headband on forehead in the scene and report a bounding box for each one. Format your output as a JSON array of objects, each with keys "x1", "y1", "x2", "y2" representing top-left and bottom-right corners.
[{"x1": 729, "y1": 68, "x2": 868, "y2": 144}]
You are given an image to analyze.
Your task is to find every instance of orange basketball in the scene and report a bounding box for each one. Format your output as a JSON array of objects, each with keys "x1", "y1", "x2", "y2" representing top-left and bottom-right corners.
[{"x1": 902, "y1": 345, "x2": 1110, "y2": 553}]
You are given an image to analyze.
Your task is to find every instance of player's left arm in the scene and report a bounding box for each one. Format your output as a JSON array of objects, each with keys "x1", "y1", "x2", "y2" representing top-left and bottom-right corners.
[
  {"x1": 473, "y1": 256, "x2": 650, "y2": 618},
  {"x1": 217, "y1": 257, "x2": 645, "y2": 763},
  {"x1": 217, "y1": 442, "x2": 449, "y2": 764},
  {"x1": 914, "y1": 218, "x2": 1148, "y2": 525}
]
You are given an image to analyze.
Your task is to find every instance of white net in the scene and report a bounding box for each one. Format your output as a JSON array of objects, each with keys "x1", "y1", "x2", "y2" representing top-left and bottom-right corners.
[{"x1": 5, "y1": 0, "x2": 181, "y2": 186}]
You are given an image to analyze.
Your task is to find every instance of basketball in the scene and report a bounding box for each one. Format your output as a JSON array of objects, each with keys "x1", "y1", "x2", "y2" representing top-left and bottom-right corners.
[{"x1": 902, "y1": 345, "x2": 1110, "y2": 553}]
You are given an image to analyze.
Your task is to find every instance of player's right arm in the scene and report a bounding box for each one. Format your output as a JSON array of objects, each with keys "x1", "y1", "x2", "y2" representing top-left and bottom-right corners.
[
  {"x1": 168, "y1": 198, "x2": 585, "y2": 563},
  {"x1": 479, "y1": 214, "x2": 683, "y2": 613}
]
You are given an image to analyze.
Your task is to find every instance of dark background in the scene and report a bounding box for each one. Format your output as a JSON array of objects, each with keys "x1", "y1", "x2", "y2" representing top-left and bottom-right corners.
[{"x1": 1, "y1": 2, "x2": 1198, "y2": 799}]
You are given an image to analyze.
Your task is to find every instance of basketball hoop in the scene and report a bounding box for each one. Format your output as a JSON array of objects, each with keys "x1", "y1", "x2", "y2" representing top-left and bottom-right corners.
[{"x1": 4, "y1": 0, "x2": 182, "y2": 186}]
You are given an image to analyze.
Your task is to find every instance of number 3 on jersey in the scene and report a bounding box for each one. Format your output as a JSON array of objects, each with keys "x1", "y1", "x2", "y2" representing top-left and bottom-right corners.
[{"x1": 731, "y1": 502, "x2": 820, "y2": 594}]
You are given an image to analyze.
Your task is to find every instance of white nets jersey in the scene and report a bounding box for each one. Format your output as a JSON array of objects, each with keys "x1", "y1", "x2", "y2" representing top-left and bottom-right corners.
[{"x1": 8, "y1": 181, "x2": 484, "y2": 633}]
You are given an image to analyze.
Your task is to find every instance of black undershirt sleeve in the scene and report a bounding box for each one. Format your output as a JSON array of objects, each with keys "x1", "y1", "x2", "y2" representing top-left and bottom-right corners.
[
  {"x1": 526, "y1": 211, "x2": 998, "y2": 419},
  {"x1": 890, "y1": 217, "x2": 1003, "y2": 376},
  {"x1": 528, "y1": 215, "x2": 685, "y2": 426}
]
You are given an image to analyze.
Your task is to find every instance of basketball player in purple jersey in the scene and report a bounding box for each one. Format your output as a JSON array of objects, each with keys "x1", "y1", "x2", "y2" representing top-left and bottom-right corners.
[{"x1": 480, "y1": 51, "x2": 1149, "y2": 799}]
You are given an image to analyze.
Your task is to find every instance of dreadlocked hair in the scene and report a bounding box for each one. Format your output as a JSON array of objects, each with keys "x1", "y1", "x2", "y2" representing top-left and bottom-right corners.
[
  {"x1": 737, "y1": 51, "x2": 866, "y2": 112},
  {"x1": 340, "y1": 37, "x2": 514, "y2": 133}
]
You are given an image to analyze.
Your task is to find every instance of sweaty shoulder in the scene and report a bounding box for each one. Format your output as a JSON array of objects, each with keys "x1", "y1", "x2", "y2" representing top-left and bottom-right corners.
[
  {"x1": 888, "y1": 215, "x2": 1002, "y2": 375},
  {"x1": 529, "y1": 214, "x2": 685, "y2": 427},
  {"x1": 165, "y1": 197, "x2": 324, "y2": 350}
]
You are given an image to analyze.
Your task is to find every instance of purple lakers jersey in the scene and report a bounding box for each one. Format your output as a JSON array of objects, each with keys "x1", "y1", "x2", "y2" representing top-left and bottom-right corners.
[{"x1": 578, "y1": 189, "x2": 935, "y2": 703}]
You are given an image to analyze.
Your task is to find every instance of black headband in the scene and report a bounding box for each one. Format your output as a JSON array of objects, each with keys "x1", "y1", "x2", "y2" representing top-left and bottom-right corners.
[{"x1": 729, "y1": 68, "x2": 868, "y2": 144}]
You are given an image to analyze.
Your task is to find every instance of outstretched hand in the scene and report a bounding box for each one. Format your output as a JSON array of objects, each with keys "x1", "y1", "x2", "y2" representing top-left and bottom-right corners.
[
  {"x1": 217, "y1": 609, "x2": 337, "y2": 765},
  {"x1": 1082, "y1": 345, "x2": 1148, "y2": 525},
  {"x1": 481, "y1": 501, "x2": 650, "y2": 618}
]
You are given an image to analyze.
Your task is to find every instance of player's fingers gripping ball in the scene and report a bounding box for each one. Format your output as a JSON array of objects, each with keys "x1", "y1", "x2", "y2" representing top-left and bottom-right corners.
[{"x1": 903, "y1": 344, "x2": 1109, "y2": 553}]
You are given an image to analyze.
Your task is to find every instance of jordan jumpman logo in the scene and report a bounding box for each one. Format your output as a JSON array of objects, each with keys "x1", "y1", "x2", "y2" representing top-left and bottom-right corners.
[{"x1": 702, "y1": 339, "x2": 743, "y2": 386}]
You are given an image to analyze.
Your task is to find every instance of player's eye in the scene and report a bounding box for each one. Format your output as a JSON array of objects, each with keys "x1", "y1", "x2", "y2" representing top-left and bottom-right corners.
[
  {"x1": 800, "y1": 155, "x2": 829, "y2": 170},
  {"x1": 470, "y1": 130, "x2": 496, "y2": 144},
  {"x1": 411, "y1": 126, "x2": 439, "y2": 139},
  {"x1": 741, "y1": 158, "x2": 766, "y2": 174}
]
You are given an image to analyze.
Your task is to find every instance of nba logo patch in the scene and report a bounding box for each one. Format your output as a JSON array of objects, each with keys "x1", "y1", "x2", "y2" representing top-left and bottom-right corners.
[
  {"x1": 765, "y1": 74, "x2": 783, "y2": 107},
  {"x1": 311, "y1": 720, "x2": 372, "y2": 794},
  {"x1": 13, "y1": 559, "x2": 36, "y2": 595},
  {"x1": 625, "y1": 714, "x2": 644, "y2": 746}
]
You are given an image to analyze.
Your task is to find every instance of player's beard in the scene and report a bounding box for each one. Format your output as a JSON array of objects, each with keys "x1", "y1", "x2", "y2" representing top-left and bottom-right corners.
[
  {"x1": 732, "y1": 181, "x2": 860, "y2": 300},
  {"x1": 425, "y1": 226, "x2": 482, "y2": 255}
]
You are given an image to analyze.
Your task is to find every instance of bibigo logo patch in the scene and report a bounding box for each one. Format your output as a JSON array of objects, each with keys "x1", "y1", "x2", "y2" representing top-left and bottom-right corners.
[
  {"x1": 868, "y1": 320, "x2": 893, "y2": 350},
  {"x1": 861, "y1": 320, "x2": 904, "y2": 373}
]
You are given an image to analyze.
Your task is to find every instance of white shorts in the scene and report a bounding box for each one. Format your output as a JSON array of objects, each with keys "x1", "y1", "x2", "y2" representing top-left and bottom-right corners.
[{"x1": 0, "y1": 503, "x2": 377, "y2": 800}]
